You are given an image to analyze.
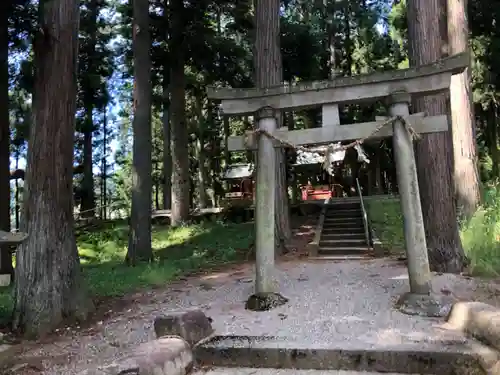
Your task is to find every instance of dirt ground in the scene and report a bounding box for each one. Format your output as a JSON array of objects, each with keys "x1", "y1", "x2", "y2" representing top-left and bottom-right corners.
[
  {"x1": 3, "y1": 214, "x2": 500, "y2": 375},
  {"x1": 0, "y1": 214, "x2": 317, "y2": 375}
]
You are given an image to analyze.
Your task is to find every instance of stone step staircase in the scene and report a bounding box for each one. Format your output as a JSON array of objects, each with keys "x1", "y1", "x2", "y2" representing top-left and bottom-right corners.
[
  {"x1": 194, "y1": 369, "x2": 408, "y2": 375},
  {"x1": 194, "y1": 335, "x2": 482, "y2": 374},
  {"x1": 318, "y1": 199, "x2": 370, "y2": 258}
]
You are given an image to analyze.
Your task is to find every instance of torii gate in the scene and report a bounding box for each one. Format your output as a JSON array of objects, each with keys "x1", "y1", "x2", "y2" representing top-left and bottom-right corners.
[{"x1": 207, "y1": 52, "x2": 468, "y2": 316}]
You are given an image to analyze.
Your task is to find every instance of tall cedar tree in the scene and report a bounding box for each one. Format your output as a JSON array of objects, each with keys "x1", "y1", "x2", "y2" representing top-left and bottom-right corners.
[
  {"x1": 0, "y1": 2, "x2": 13, "y2": 276},
  {"x1": 126, "y1": 0, "x2": 153, "y2": 264},
  {"x1": 447, "y1": 0, "x2": 481, "y2": 218},
  {"x1": 169, "y1": 0, "x2": 190, "y2": 225},
  {"x1": 407, "y1": 0, "x2": 467, "y2": 273},
  {"x1": 80, "y1": 0, "x2": 98, "y2": 218},
  {"x1": 162, "y1": 0, "x2": 171, "y2": 210},
  {"x1": 12, "y1": 0, "x2": 93, "y2": 337},
  {"x1": 254, "y1": 0, "x2": 292, "y2": 255}
]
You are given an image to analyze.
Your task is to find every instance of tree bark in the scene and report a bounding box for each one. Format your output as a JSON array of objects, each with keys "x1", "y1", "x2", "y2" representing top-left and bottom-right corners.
[
  {"x1": 447, "y1": 0, "x2": 480, "y2": 218},
  {"x1": 0, "y1": 2, "x2": 13, "y2": 277},
  {"x1": 254, "y1": 0, "x2": 291, "y2": 255},
  {"x1": 209, "y1": 103, "x2": 222, "y2": 207},
  {"x1": 407, "y1": 0, "x2": 466, "y2": 273},
  {"x1": 162, "y1": 64, "x2": 171, "y2": 210},
  {"x1": 375, "y1": 150, "x2": 383, "y2": 194},
  {"x1": 223, "y1": 116, "x2": 230, "y2": 169},
  {"x1": 195, "y1": 96, "x2": 208, "y2": 208},
  {"x1": 170, "y1": 0, "x2": 190, "y2": 225},
  {"x1": 326, "y1": 0, "x2": 337, "y2": 78},
  {"x1": 491, "y1": 104, "x2": 499, "y2": 179},
  {"x1": 12, "y1": 0, "x2": 93, "y2": 337},
  {"x1": 287, "y1": 111, "x2": 298, "y2": 205},
  {"x1": 81, "y1": 117, "x2": 95, "y2": 217},
  {"x1": 101, "y1": 110, "x2": 107, "y2": 220},
  {"x1": 126, "y1": 0, "x2": 153, "y2": 264},
  {"x1": 343, "y1": 1, "x2": 353, "y2": 76},
  {"x1": 154, "y1": 163, "x2": 160, "y2": 210},
  {"x1": 80, "y1": 0, "x2": 98, "y2": 218},
  {"x1": 162, "y1": 1, "x2": 171, "y2": 210}
]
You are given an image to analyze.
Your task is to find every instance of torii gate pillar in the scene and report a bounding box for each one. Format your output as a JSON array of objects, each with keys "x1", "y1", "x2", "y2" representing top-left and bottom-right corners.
[
  {"x1": 389, "y1": 92, "x2": 453, "y2": 317},
  {"x1": 245, "y1": 106, "x2": 288, "y2": 311},
  {"x1": 254, "y1": 107, "x2": 277, "y2": 294},
  {"x1": 389, "y1": 92, "x2": 432, "y2": 295}
]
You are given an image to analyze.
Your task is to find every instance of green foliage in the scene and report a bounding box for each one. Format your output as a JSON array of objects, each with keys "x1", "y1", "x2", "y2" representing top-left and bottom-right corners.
[
  {"x1": 461, "y1": 183, "x2": 500, "y2": 276},
  {"x1": 365, "y1": 197, "x2": 404, "y2": 251},
  {"x1": 366, "y1": 190, "x2": 500, "y2": 276},
  {"x1": 0, "y1": 221, "x2": 254, "y2": 324}
]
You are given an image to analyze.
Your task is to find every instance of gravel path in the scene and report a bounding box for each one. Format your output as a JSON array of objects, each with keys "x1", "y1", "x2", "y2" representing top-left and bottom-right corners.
[{"x1": 12, "y1": 258, "x2": 500, "y2": 374}]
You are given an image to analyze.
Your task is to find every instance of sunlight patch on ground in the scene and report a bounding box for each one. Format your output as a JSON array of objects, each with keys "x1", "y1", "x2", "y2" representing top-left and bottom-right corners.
[
  {"x1": 201, "y1": 270, "x2": 236, "y2": 281},
  {"x1": 78, "y1": 224, "x2": 211, "y2": 264},
  {"x1": 389, "y1": 274, "x2": 408, "y2": 281},
  {"x1": 151, "y1": 225, "x2": 208, "y2": 250}
]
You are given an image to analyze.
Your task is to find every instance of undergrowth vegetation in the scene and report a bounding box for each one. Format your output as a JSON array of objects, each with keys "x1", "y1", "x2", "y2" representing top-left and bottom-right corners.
[
  {"x1": 461, "y1": 183, "x2": 500, "y2": 275},
  {"x1": 365, "y1": 196, "x2": 404, "y2": 251},
  {"x1": 366, "y1": 184, "x2": 500, "y2": 276},
  {"x1": 0, "y1": 221, "x2": 254, "y2": 325}
]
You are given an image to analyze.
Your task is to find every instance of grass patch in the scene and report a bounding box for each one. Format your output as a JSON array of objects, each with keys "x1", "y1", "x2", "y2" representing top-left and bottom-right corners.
[
  {"x1": 365, "y1": 185, "x2": 500, "y2": 275},
  {"x1": 365, "y1": 196, "x2": 404, "y2": 251},
  {"x1": 461, "y1": 183, "x2": 500, "y2": 276},
  {"x1": 0, "y1": 221, "x2": 254, "y2": 325}
]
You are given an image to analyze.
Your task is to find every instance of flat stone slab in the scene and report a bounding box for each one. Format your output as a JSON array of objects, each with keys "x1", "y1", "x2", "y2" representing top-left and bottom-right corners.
[
  {"x1": 0, "y1": 230, "x2": 27, "y2": 245},
  {"x1": 194, "y1": 335, "x2": 485, "y2": 374},
  {"x1": 0, "y1": 275, "x2": 10, "y2": 287},
  {"x1": 193, "y1": 368, "x2": 407, "y2": 375}
]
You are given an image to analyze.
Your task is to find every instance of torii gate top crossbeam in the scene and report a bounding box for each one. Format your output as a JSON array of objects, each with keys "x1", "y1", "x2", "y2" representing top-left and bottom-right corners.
[{"x1": 206, "y1": 52, "x2": 469, "y2": 115}]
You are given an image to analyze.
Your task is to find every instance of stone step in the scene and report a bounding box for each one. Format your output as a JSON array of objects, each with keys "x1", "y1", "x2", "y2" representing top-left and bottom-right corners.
[
  {"x1": 194, "y1": 335, "x2": 481, "y2": 374},
  {"x1": 328, "y1": 196, "x2": 361, "y2": 201},
  {"x1": 318, "y1": 246, "x2": 369, "y2": 255},
  {"x1": 321, "y1": 232, "x2": 366, "y2": 240},
  {"x1": 322, "y1": 222, "x2": 365, "y2": 229},
  {"x1": 325, "y1": 209, "x2": 362, "y2": 218},
  {"x1": 324, "y1": 215, "x2": 363, "y2": 221},
  {"x1": 326, "y1": 202, "x2": 361, "y2": 209},
  {"x1": 325, "y1": 205, "x2": 361, "y2": 210},
  {"x1": 324, "y1": 219, "x2": 363, "y2": 224},
  {"x1": 324, "y1": 219, "x2": 363, "y2": 225},
  {"x1": 309, "y1": 254, "x2": 372, "y2": 261},
  {"x1": 322, "y1": 227, "x2": 365, "y2": 234},
  {"x1": 324, "y1": 218, "x2": 364, "y2": 225},
  {"x1": 194, "y1": 368, "x2": 409, "y2": 375},
  {"x1": 326, "y1": 205, "x2": 362, "y2": 210},
  {"x1": 326, "y1": 201, "x2": 361, "y2": 206},
  {"x1": 322, "y1": 226, "x2": 364, "y2": 233},
  {"x1": 319, "y1": 239, "x2": 367, "y2": 247}
]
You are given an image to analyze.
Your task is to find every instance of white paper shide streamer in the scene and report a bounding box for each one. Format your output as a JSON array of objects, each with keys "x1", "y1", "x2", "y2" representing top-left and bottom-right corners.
[{"x1": 296, "y1": 142, "x2": 370, "y2": 176}]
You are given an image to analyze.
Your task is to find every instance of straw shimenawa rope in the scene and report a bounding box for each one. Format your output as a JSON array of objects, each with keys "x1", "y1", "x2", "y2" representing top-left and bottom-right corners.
[{"x1": 244, "y1": 115, "x2": 420, "y2": 155}]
